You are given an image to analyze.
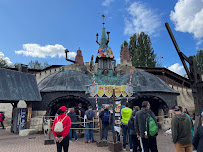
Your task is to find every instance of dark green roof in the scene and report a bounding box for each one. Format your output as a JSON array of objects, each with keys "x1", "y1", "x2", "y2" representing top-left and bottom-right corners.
[
  {"x1": 39, "y1": 69, "x2": 178, "y2": 94},
  {"x1": 0, "y1": 68, "x2": 41, "y2": 102},
  {"x1": 39, "y1": 70, "x2": 90, "y2": 92}
]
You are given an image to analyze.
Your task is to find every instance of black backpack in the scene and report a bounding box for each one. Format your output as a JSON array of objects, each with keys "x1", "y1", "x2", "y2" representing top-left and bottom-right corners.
[
  {"x1": 102, "y1": 111, "x2": 110, "y2": 123},
  {"x1": 1, "y1": 114, "x2": 5, "y2": 120},
  {"x1": 87, "y1": 110, "x2": 93, "y2": 120},
  {"x1": 79, "y1": 108, "x2": 85, "y2": 118}
]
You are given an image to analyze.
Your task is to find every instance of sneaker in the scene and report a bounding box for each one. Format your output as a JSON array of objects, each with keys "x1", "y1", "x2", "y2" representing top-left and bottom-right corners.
[
  {"x1": 92, "y1": 140, "x2": 96, "y2": 143},
  {"x1": 123, "y1": 148, "x2": 126, "y2": 151},
  {"x1": 85, "y1": 141, "x2": 88, "y2": 143},
  {"x1": 69, "y1": 140, "x2": 72, "y2": 142},
  {"x1": 75, "y1": 139, "x2": 78, "y2": 141},
  {"x1": 130, "y1": 149, "x2": 133, "y2": 152}
]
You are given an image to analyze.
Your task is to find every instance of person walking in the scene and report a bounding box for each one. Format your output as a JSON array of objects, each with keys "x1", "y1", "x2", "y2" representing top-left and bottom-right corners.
[
  {"x1": 121, "y1": 102, "x2": 132, "y2": 151},
  {"x1": 84, "y1": 106, "x2": 95, "y2": 143},
  {"x1": 128, "y1": 108, "x2": 140, "y2": 152},
  {"x1": 171, "y1": 105, "x2": 192, "y2": 152},
  {"x1": 0, "y1": 111, "x2": 5, "y2": 129},
  {"x1": 135, "y1": 101, "x2": 158, "y2": 152},
  {"x1": 99, "y1": 105, "x2": 110, "y2": 140},
  {"x1": 67, "y1": 108, "x2": 78, "y2": 141},
  {"x1": 192, "y1": 117, "x2": 203, "y2": 152},
  {"x1": 52, "y1": 106, "x2": 71, "y2": 152}
]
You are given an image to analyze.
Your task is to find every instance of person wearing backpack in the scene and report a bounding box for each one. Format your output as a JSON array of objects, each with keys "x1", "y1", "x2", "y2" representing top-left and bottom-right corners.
[
  {"x1": 128, "y1": 107, "x2": 140, "y2": 152},
  {"x1": 67, "y1": 108, "x2": 78, "y2": 142},
  {"x1": 0, "y1": 111, "x2": 5, "y2": 129},
  {"x1": 99, "y1": 105, "x2": 110, "y2": 140},
  {"x1": 52, "y1": 106, "x2": 71, "y2": 152},
  {"x1": 135, "y1": 101, "x2": 158, "y2": 152},
  {"x1": 84, "y1": 106, "x2": 95, "y2": 143},
  {"x1": 171, "y1": 105, "x2": 192, "y2": 152},
  {"x1": 121, "y1": 102, "x2": 133, "y2": 151}
]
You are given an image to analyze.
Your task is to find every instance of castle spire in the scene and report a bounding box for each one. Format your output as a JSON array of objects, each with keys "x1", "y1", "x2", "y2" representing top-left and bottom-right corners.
[{"x1": 96, "y1": 14, "x2": 110, "y2": 47}]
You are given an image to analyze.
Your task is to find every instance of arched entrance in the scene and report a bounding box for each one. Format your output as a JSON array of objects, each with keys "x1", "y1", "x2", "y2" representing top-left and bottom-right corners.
[
  {"x1": 48, "y1": 95, "x2": 91, "y2": 116},
  {"x1": 130, "y1": 95, "x2": 169, "y2": 117}
]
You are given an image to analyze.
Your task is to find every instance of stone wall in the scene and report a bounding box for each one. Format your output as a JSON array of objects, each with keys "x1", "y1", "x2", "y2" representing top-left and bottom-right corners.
[
  {"x1": 30, "y1": 111, "x2": 46, "y2": 131},
  {"x1": 35, "y1": 67, "x2": 62, "y2": 83},
  {"x1": 169, "y1": 85, "x2": 195, "y2": 115}
]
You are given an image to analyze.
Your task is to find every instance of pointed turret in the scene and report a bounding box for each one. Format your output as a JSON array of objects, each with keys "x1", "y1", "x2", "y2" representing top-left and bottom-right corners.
[{"x1": 95, "y1": 15, "x2": 115, "y2": 76}]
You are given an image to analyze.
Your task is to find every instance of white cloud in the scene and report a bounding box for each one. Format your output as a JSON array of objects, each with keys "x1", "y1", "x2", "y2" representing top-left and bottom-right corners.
[
  {"x1": 168, "y1": 63, "x2": 186, "y2": 76},
  {"x1": 15, "y1": 44, "x2": 76, "y2": 59},
  {"x1": 116, "y1": 58, "x2": 120, "y2": 64},
  {"x1": 0, "y1": 52, "x2": 13, "y2": 65},
  {"x1": 124, "y1": 2, "x2": 161, "y2": 36},
  {"x1": 102, "y1": 0, "x2": 114, "y2": 6},
  {"x1": 170, "y1": 0, "x2": 203, "y2": 40}
]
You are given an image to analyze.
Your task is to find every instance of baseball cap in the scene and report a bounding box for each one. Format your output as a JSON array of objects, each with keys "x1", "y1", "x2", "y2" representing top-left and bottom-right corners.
[
  {"x1": 60, "y1": 106, "x2": 67, "y2": 111},
  {"x1": 171, "y1": 105, "x2": 181, "y2": 111}
]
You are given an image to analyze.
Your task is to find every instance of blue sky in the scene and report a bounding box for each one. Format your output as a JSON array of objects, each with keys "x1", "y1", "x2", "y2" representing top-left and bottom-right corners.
[{"x1": 0, "y1": 0, "x2": 203, "y2": 76}]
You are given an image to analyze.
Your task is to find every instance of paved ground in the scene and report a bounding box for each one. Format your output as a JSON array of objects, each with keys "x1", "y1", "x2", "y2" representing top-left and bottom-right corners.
[{"x1": 0, "y1": 129, "x2": 184, "y2": 152}]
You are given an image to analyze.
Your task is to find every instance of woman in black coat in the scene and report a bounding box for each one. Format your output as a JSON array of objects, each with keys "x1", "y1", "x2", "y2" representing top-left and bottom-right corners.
[{"x1": 192, "y1": 119, "x2": 203, "y2": 152}]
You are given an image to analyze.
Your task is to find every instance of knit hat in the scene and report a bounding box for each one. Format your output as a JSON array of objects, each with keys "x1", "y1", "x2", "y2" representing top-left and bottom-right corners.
[{"x1": 60, "y1": 106, "x2": 67, "y2": 111}]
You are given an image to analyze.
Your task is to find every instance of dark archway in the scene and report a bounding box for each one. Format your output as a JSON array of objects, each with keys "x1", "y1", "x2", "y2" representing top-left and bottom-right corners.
[
  {"x1": 48, "y1": 95, "x2": 91, "y2": 116},
  {"x1": 130, "y1": 95, "x2": 169, "y2": 117}
]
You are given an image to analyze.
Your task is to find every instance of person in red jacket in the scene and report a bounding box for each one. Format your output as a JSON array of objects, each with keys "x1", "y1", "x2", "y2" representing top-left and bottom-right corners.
[
  {"x1": 52, "y1": 106, "x2": 71, "y2": 152},
  {"x1": 0, "y1": 112, "x2": 5, "y2": 129}
]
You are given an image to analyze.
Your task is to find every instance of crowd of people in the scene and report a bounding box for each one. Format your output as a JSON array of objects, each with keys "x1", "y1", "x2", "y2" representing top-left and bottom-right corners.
[{"x1": 52, "y1": 102, "x2": 203, "y2": 152}]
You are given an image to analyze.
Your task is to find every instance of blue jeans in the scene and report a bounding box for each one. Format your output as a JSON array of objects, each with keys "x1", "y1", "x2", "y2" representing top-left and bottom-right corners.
[
  {"x1": 69, "y1": 124, "x2": 77, "y2": 141},
  {"x1": 111, "y1": 125, "x2": 120, "y2": 141},
  {"x1": 85, "y1": 122, "x2": 94, "y2": 142},
  {"x1": 102, "y1": 123, "x2": 109, "y2": 140},
  {"x1": 122, "y1": 125, "x2": 132, "y2": 149}
]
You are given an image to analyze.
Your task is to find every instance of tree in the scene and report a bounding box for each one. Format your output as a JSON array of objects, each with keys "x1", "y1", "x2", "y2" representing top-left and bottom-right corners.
[
  {"x1": 13, "y1": 63, "x2": 21, "y2": 69},
  {"x1": 43, "y1": 61, "x2": 50, "y2": 69},
  {"x1": 28, "y1": 60, "x2": 50, "y2": 69},
  {"x1": 0, "y1": 58, "x2": 9, "y2": 68},
  {"x1": 194, "y1": 50, "x2": 203, "y2": 73},
  {"x1": 120, "y1": 32, "x2": 158, "y2": 67},
  {"x1": 28, "y1": 60, "x2": 43, "y2": 69}
]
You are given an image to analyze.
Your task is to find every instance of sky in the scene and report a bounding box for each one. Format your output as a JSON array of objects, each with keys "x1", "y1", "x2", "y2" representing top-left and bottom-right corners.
[{"x1": 0, "y1": 0, "x2": 203, "y2": 76}]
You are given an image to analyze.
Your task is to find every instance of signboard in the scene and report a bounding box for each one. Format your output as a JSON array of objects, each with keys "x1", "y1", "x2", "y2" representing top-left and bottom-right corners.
[{"x1": 20, "y1": 108, "x2": 26, "y2": 130}]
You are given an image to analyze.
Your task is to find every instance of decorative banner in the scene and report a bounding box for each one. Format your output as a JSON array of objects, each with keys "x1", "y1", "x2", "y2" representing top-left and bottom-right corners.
[
  {"x1": 115, "y1": 86, "x2": 121, "y2": 97},
  {"x1": 105, "y1": 85, "x2": 114, "y2": 97},
  {"x1": 126, "y1": 84, "x2": 133, "y2": 97},
  {"x1": 98, "y1": 85, "x2": 105, "y2": 97},
  {"x1": 89, "y1": 84, "x2": 98, "y2": 97},
  {"x1": 121, "y1": 85, "x2": 127, "y2": 97}
]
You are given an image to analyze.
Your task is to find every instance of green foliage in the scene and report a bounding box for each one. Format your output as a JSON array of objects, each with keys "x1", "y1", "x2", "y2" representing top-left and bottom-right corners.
[
  {"x1": 13, "y1": 63, "x2": 21, "y2": 69},
  {"x1": 28, "y1": 60, "x2": 50, "y2": 69},
  {"x1": 120, "y1": 32, "x2": 158, "y2": 67},
  {"x1": 194, "y1": 50, "x2": 203, "y2": 73},
  {"x1": 0, "y1": 58, "x2": 9, "y2": 68}
]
